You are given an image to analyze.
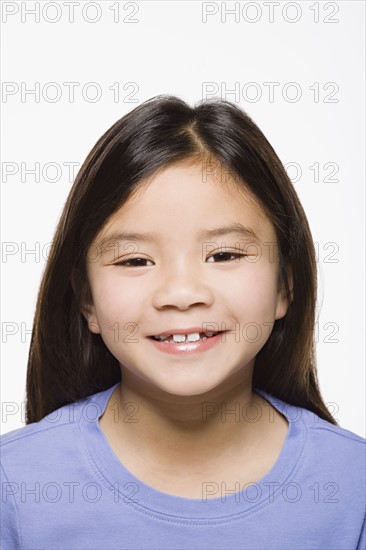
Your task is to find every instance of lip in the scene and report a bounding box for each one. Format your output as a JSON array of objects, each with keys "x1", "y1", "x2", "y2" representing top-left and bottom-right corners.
[
  {"x1": 150, "y1": 326, "x2": 222, "y2": 338},
  {"x1": 147, "y1": 331, "x2": 226, "y2": 355}
]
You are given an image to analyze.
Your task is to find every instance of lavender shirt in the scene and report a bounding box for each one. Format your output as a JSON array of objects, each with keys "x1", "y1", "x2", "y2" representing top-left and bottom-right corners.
[{"x1": 1, "y1": 382, "x2": 365, "y2": 549}]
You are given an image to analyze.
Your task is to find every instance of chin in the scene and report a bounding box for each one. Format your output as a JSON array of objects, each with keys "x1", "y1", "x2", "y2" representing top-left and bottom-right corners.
[{"x1": 153, "y1": 376, "x2": 223, "y2": 398}]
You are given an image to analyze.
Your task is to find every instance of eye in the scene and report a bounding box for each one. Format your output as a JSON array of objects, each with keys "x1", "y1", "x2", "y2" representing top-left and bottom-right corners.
[
  {"x1": 114, "y1": 257, "x2": 152, "y2": 267},
  {"x1": 113, "y1": 251, "x2": 248, "y2": 267},
  {"x1": 207, "y1": 251, "x2": 247, "y2": 263}
]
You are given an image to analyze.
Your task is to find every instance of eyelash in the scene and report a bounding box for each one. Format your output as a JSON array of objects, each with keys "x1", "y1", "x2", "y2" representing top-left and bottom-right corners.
[{"x1": 114, "y1": 252, "x2": 248, "y2": 267}]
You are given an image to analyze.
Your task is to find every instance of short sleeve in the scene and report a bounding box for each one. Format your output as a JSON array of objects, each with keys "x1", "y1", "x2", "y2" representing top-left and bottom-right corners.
[
  {"x1": 357, "y1": 514, "x2": 366, "y2": 550},
  {"x1": 0, "y1": 462, "x2": 21, "y2": 549}
]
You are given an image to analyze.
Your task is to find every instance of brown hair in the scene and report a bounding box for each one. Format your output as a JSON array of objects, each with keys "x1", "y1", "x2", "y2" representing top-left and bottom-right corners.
[{"x1": 25, "y1": 94, "x2": 337, "y2": 425}]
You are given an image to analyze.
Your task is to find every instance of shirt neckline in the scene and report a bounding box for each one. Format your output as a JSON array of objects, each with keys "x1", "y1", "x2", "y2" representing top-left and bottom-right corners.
[{"x1": 78, "y1": 381, "x2": 307, "y2": 523}]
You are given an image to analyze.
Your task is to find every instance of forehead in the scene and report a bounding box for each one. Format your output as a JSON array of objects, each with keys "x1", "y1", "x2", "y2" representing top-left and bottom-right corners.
[
  {"x1": 97, "y1": 160, "x2": 276, "y2": 243},
  {"x1": 127, "y1": 159, "x2": 258, "y2": 204}
]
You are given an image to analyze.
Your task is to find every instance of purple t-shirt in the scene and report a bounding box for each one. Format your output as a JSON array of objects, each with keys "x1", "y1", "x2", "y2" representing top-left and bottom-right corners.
[{"x1": 1, "y1": 381, "x2": 365, "y2": 549}]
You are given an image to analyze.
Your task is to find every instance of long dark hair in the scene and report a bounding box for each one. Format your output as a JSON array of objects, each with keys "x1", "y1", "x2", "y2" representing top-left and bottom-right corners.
[{"x1": 25, "y1": 94, "x2": 337, "y2": 426}]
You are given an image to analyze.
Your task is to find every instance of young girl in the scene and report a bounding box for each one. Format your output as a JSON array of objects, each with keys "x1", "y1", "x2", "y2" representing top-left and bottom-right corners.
[{"x1": 1, "y1": 95, "x2": 365, "y2": 549}]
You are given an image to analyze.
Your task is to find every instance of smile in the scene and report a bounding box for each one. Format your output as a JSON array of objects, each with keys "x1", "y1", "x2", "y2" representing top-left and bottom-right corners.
[
  {"x1": 147, "y1": 331, "x2": 226, "y2": 355},
  {"x1": 152, "y1": 331, "x2": 219, "y2": 343}
]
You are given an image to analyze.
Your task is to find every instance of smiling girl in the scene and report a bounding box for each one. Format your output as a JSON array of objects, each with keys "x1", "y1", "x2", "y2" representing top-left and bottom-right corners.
[{"x1": 1, "y1": 95, "x2": 365, "y2": 549}]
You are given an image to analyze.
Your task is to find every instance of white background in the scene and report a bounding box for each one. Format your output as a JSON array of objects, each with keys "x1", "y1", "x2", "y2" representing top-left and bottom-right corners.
[{"x1": 1, "y1": 0, "x2": 365, "y2": 436}]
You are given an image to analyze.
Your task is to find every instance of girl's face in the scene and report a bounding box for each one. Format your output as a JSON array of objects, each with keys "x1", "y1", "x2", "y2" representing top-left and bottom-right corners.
[{"x1": 82, "y1": 160, "x2": 290, "y2": 397}]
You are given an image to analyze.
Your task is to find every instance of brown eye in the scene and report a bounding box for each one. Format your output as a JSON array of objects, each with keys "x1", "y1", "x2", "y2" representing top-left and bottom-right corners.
[
  {"x1": 208, "y1": 252, "x2": 246, "y2": 263},
  {"x1": 114, "y1": 258, "x2": 151, "y2": 267}
]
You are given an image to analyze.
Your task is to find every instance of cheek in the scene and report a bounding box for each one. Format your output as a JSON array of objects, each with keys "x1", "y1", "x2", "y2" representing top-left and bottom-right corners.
[
  {"x1": 89, "y1": 273, "x2": 144, "y2": 325},
  {"x1": 224, "y1": 266, "x2": 279, "y2": 319}
]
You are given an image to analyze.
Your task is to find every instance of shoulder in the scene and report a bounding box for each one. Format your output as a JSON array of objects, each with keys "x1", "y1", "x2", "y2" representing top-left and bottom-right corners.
[
  {"x1": 0, "y1": 388, "x2": 112, "y2": 548},
  {"x1": 0, "y1": 383, "x2": 118, "y2": 475},
  {"x1": 0, "y1": 395, "x2": 90, "y2": 474},
  {"x1": 293, "y1": 405, "x2": 365, "y2": 491},
  {"x1": 305, "y1": 411, "x2": 366, "y2": 472},
  {"x1": 0, "y1": 400, "x2": 86, "y2": 549},
  {"x1": 261, "y1": 388, "x2": 365, "y2": 455},
  {"x1": 302, "y1": 406, "x2": 365, "y2": 455},
  {"x1": 258, "y1": 389, "x2": 366, "y2": 481}
]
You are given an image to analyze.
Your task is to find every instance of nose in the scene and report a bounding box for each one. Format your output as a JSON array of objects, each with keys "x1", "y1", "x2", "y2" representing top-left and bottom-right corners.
[{"x1": 151, "y1": 262, "x2": 214, "y2": 311}]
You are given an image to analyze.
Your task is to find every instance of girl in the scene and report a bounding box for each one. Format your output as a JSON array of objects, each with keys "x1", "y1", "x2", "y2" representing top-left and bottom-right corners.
[{"x1": 1, "y1": 95, "x2": 365, "y2": 549}]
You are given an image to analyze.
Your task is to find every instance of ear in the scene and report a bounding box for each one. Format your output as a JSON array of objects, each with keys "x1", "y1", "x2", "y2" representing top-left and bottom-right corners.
[
  {"x1": 70, "y1": 268, "x2": 100, "y2": 334},
  {"x1": 275, "y1": 263, "x2": 293, "y2": 320}
]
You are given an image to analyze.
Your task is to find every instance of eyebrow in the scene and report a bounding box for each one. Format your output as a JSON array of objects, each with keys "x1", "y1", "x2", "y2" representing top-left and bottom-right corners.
[{"x1": 98, "y1": 222, "x2": 261, "y2": 251}]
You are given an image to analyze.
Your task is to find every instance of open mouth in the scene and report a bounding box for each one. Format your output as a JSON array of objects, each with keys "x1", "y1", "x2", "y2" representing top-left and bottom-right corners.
[{"x1": 148, "y1": 331, "x2": 222, "y2": 344}]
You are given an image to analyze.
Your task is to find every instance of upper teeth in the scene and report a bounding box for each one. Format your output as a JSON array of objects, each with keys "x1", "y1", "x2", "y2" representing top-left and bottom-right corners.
[{"x1": 154, "y1": 331, "x2": 218, "y2": 342}]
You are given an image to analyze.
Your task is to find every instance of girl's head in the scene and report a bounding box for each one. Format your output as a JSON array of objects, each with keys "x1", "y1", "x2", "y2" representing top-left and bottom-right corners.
[
  {"x1": 26, "y1": 94, "x2": 336, "y2": 425},
  {"x1": 80, "y1": 159, "x2": 290, "y2": 401}
]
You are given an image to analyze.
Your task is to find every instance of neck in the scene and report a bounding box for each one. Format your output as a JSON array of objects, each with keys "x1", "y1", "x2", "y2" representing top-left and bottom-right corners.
[{"x1": 100, "y1": 364, "x2": 272, "y2": 469}]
